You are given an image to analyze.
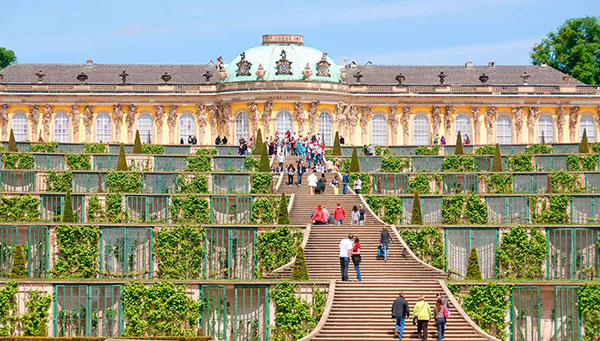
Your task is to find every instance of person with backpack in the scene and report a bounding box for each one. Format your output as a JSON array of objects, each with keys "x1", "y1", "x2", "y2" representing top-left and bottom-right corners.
[
  {"x1": 379, "y1": 225, "x2": 391, "y2": 261},
  {"x1": 342, "y1": 172, "x2": 350, "y2": 195},
  {"x1": 413, "y1": 295, "x2": 431, "y2": 341},
  {"x1": 391, "y1": 292, "x2": 410, "y2": 339},
  {"x1": 351, "y1": 205, "x2": 360, "y2": 225},
  {"x1": 434, "y1": 297, "x2": 448, "y2": 340}
]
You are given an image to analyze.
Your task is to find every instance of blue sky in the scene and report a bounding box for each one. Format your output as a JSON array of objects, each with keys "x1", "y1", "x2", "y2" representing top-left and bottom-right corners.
[{"x1": 2, "y1": 0, "x2": 598, "y2": 66}]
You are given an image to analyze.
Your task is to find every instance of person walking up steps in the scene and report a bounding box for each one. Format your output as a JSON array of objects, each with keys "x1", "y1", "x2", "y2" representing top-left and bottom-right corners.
[
  {"x1": 358, "y1": 204, "x2": 366, "y2": 225},
  {"x1": 353, "y1": 176, "x2": 362, "y2": 194},
  {"x1": 351, "y1": 236, "x2": 362, "y2": 281},
  {"x1": 434, "y1": 297, "x2": 448, "y2": 341},
  {"x1": 307, "y1": 170, "x2": 318, "y2": 195},
  {"x1": 339, "y1": 234, "x2": 353, "y2": 281},
  {"x1": 391, "y1": 292, "x2": 410, "y2": 340},
  {"x1": 380, "y1": 225, "x2": 391, "y2": 261},
  {"x1": 342, "y1": 171, "x2": 350, "y2": 195},
  {"x1": 351, "y1": 205, "x2": 359, "y2": 225},
  {"x1": 286, "y1": 164, "x2": 295, "y2": 186},
  {"x1": 414, "y1": 295, "x2": 432, "y2": 341},
  {"x1": 334, "y1": 203, "x2": 346, "y2": 225}
]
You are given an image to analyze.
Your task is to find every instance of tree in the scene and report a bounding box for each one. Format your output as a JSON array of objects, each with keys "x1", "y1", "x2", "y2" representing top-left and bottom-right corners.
[
  {"x1": 133, "y1": 130, "x2": 142, "y2": 154},
  {"x1": 9, "y1": 244, "x2": 27, "y2": 279},
  {"x1": 62, "y1": 190, "x2": 75, "y2": 223},
  {"x1": 291, "y1": 246, "x2": 309, "y2": 280},
  {"x1": 580, "y1": 129, "x2": 592, "y2": 153},
  {"x1": 259, "y1": 143, "x2": 270, "y2": 172},
  {"x1": 332, "y1": 131, "x2": 342, "y2": 156},
  {"x1": 349, "y1": 147, "x2": 360, "y2": 172},
  {"x1": 530, "y1": 16, "x2": 600, "y2": 85},
  {"x1": 0, "y1": 47, "x2": 16, "y2": 70},
  {"x1": 7, "y1": 129, "x2": 17, "y2": 152},
  {"x1": 277, "y1": 193, "x2": 290, "y2": 224},
  {"x1": 410, "y1": 192, "x2": 423, "y2": 225},
  {"x1": 465, "y1": 247, "x2": 483, "y2": 280},
  {"x1": 117, "y1": 143, "x2": 128, "y2": 171},
  {"x1": 455, "y1": 131, "x2": 464, "y2": 155},
  {"x1": 254, "y1": 129, "x2": 263, "y2": 155},
  {"x1": 492, "y1": 144, "x2": 503, "y2": 172}
]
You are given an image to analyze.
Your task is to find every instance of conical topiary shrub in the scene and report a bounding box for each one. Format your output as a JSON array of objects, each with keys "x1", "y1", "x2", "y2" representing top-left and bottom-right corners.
[
  {"x1": 9, "y1": 244, "x2": 27, "y2": 279},
  {"x1": 579, "y1": 129, "x2": 592, "y2": 153},
  {"x1": 133, "y1": 130, "x2": 142, "y2": 154},
  {"x1": 259, "y1": 143, "x2": 270, "y2": 172},
  {"x1": 117, "y1": 143, "x2": 128, "y2": 171},
  {"x1": 455, "y1": 131, "x2": 464, "y2": 155},
  {"x1": 349, "y1": 147, "x2": 360, "y2": 173},
  {"x1": 410, "y1": 192, "x2": 423, "y2": 225},
  {"x1": 292, "y1": 245, "x2": 309, "y2": 280},
  {"x1": 332, "y1": 131, "x2": 342, "y2": 156},
  {"x1": 62, "y1": 190, "x2": 75, "y2": 223},
  {"x1": 254, "y1": 129, "x2": 263, "y2": 155},
  {"x1": 492, "y1": 144, "x2": 503, "y2": 172},
  {"x1": 277, "y1": 193, "x2": 290, "y2": 224},
  {"x1": 7, "y1": 129, "x2": 17, "y2": 152},
  {"x1": 465, "y1": 247, "x2": 483, "y2": 280}
]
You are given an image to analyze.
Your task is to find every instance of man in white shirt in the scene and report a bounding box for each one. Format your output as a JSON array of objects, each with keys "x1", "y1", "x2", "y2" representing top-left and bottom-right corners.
[
  {"x1": 307, "y1": 170, "x2": 319, "y2": 195},
  {"x1": 339, "y1": 234, "x2": 354, "y2": 281}
]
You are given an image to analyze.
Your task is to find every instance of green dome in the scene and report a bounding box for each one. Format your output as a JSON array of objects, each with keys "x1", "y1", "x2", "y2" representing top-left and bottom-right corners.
[{"x1": 224, "y1": 43, "x2": 343, "y2": 83}]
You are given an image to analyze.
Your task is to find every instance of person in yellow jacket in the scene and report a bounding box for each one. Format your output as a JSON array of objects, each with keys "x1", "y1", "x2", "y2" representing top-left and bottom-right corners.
[{"x1": 413, "y1": 295, "x2": 432, "y2": 341}]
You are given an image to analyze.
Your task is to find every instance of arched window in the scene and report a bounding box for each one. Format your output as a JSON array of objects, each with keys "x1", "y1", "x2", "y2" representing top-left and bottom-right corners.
[
  {"x1": 53, "y1": 112, "x2": 70, "y2": 142},
  {"x1": 95, "y1": 112, "x2": 112, "y2": 143},
  {"x1": 234, "y1": 111, "x2": 249, "y2": 142},
  {"x1": 275, "y1": 110, "x2": 293, "y2": 136},
  {"x1": 538, "y1": 114, "x2": 554, "y2": 143},
  {"x1": 137, "y1": 113, "x2": 154, "y2": 143},
  {"x1": 371, "y1": 114, "x2": 388, "y2": 145},
  {"x1": 455, "y1": 114, "x2": 471, "y2": 139},
  {"x1": 318, "y1": 111, "x2": 333, "y2": 145},
  {"x1": 179, "y1": 113, "x2": 196, "y2": 143},
  {"x1": 413, "y1": 114, "x2": 429, "y2": 145},
  {"x1": 496, "y1": 115, "x2": 512, "y2": 144},
  {"x1": 580, "y1": 115, "x2": 596, "y2": 142},
  {"x1": 11, "y1": 112, "x2": 28, "y2": 141}
]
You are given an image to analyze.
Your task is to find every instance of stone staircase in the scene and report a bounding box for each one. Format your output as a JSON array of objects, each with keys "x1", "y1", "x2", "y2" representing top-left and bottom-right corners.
[{"x1": 277, "y1": 170, "x2": 497, "y2": 340}]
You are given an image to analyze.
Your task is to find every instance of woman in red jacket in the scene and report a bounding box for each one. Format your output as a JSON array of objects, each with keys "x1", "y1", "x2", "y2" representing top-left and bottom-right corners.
[
  {"x1": 311, "y1": 205, "x2": 327, "y2": 225},
  {"x1": 334, "y1": 203, "x2": 346, "y2": 225}
]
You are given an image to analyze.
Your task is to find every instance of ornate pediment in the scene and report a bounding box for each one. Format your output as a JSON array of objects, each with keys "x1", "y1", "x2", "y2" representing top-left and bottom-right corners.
[
  {"x1": 275, "y1": 50, "x2": 293, "y2": 75},
  {"x1": 236, "y1": 52, "x2": 252, "y2": 76},
  {"x1": 317, "y1": 52, "x2": 331, "y2": 77}
]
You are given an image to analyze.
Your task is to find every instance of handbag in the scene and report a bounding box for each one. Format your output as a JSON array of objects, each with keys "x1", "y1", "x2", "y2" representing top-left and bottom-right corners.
[
  {"x1": 443, "y1": 306, "x2": 449, "y2": 318},
  {"x1": 351, "y1": 254, "x2": 361, "y2": 265}
]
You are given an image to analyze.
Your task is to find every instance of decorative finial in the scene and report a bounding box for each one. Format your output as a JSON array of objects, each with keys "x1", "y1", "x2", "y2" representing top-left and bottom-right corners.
[
  {"x1": 119, "y1": 70, "x2": 129, "y2": 84},
  {"x1": 395, "y1": 73, "x2": 405, "y2": 85},
  {"x1": 353, "y1": 72, "x2": 363, "y2": 83},
  {"x1": 302, "y1": 63, "x2": 313, "y2": 80},
  {"x1": 256, "y1": 64, "x2": 266, "y2": 80},
  {"x1": 161, "y1": 72, "x2": 172, "y2": 83},
  {"x1": 521, "y1": 72, "x2": 530, "y2": 85},
  {"x1": 438, "y1": 71, "x2": 447, "y2": 85},
  {"x1": 35, "y1": 70, "x2": 45, "y2": 83},
  {"x1": 203, "y1": 71, "x2": 213, "y2": 82},
  {"x1": 479, "y1": 73, "x2": 489, "y2": 84},
  {"x1": 77, "y1": 72, "x2": 88, "y2": 83}
]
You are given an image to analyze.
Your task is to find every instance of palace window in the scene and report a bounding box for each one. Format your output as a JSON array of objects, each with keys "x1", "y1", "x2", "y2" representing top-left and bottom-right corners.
[
  {"x1": 53, "y1": 112, "x2": 70, "y2": 142},
  {"x1": 179, "y1": 113, "x2": 196, "y2": 143},
  {"x1": 11, "y1": 113, "x2": 28, "y2": 141},
  {"x1": 538, "y1": 114, "x2": 554, "y2": 143},
  {"x1": 318, "y1": 111, "x2": 333, "y2": 145},
  {"x1": 235, "y1": 111, "x2": 249, "y2": 142},
  {"x1": 455, "y1": 114, "x2": 471, "y2": 139},
  {"x1": 137, "y1": 113, "x2": 154, "y2": 143},
  {"x1": 496, "y1": 115, "x2": 512, "y2": 144},
  {"x1": 413, "y1": 114, "x2": 429, "y2": 145},
  {"x1": 580, "y1": 114, "x2": 596, "y2": 142},
  {"x1": 96, "y1": 112, "x2": 112, "y2": 143},
  {"x1": 371, "y1": 114, "x2": 388, "y2": 145},
  {"x1": 275, "y1": 111, "x2": 293, "y2": 136}
]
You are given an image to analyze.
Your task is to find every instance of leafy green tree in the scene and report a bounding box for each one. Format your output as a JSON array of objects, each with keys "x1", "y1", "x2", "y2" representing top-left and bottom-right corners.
[
  {"x1": 254, "y1": 129, "x2": 263, "y2": 155},
  {"x1": 0, "y1": 47, "x2": 16, "y2": 69},
  {"x1": 410, "y1": 192, "x2": 423, "y2": 225},
  {"x1": 332, "y1": 131, "x2": 342, "y2": 155},
  {"x1": 291, "y1": 246, "x2": 309, "y2": 280},
  {"x1": 9, "y1": 245, "x2": 27, "y2": 278},
  {"x1": 132, "y1": 130, "x2": 142, "y2": 154},
  {"x1": 531, "y1": 16, "x2": 600, "y2": 85},
  {"x1": 259, "y1": 144, "x2": 270, "y2": 172},
  {"x1": 465, "y1": 247, "x2": 482, "y2": 280},
  {"x1": 349, "y1": 147, "x2": 360, "y2": 172},
  {"x1": 117, "y1": 143, "x2": 128, "y2": 171},
  {"x1": 7, "y1": 129, "x2": 17, "y2": 152},
  {"x1": 580, "y1": 129, "x2": 592, "y2": 153},
  {"x1": 455, "y1": 131, "x2": 464, "y2": 155},
  {"x1": 492, "y1": 144, "x2": 503, "y2": 172},
  {"x1": 62, "y1": 191, "x2": 75, "y2": 223},
  {"x1": 277, "y1": 193, "x2": 290, "y2": 224}
]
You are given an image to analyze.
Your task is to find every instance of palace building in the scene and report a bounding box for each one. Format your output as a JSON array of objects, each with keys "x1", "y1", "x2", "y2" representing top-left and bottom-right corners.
[{"x1": 0, "y1": 33, "x2": 598, "y2": 146}]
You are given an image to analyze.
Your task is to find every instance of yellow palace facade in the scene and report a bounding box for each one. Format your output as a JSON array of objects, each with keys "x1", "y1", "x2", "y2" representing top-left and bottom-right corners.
[{"x1": 0, "y1": 34, "x2": 598, "y2": 146}]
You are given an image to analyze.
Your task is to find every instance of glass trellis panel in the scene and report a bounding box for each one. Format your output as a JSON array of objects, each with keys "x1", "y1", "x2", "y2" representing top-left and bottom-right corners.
[
  {"x1": 203, "y1": 228, "x2": 257, "y2": 279},
  {"x1": 93, "y1": 155, "x2": 118, "y2": 170},
  {"x1": 0, "y1": 171, "x2": 36, "y2": 192},
  {"x1": 497, "y1": 115, "x2": 513, "y2": 144},
  {"x1": 510, "y1": 286, "x2": 541, "y2": 341},
  {"x1": 372, "y1": 174, "x2": 409, "y2": 194},
  {"x1": 210, "y1": 196, "x2": 253, "y2": 224},
  {"x1": 318, "y1": 112, "x2": 333, "y2": 145},
  {"x1": 445, "y1": 228, "x2": 498, "y2": 279},
  {"x1": 234, "y1": 285, "x2": 270, "y2": 341},
  {"x1": 200, "y1": 285, "x2": 229, "y2": 340},
  {"x1": 551, "y1": 144, "x2": 579, "y2": 154},
  {"x1": 57, "y1": 144, "x2": 84, "y2": 153},
  {"x1": 73, "y1": 172, "x2": 106, "y2": 193},
  {"x1": 99, "y1": 227, "x2": 153, "y2": 279},
  {"x1": 108, "y1": 145, "x2": 133, "y2": 154},
  {"x1": 389, "y1": 146, "x2": 417, "y2": 156},
  {"x1": 486, "y1": 196, "x2": 528, "y2": 224},
  {"x1": 444, "y1": 145, "x2": 474, "y2": 155},
  {"x1": 341, "y1": 146, "x2": 365, "y2": 156},
  {"x1": 125, "y1": 196, "x2": 168, "y2": 223},
  {"x1": 54, "y1": 285, "x2": 87, "y2": 336},
  {"x1": 413, "y1": 114, "x2": 429, "y2": 145},
  {"x1": 213, "y1": 157, "x2": 246, "y2": 171},
  {"x1": 536, "y1": 155, "x2": 567, "y2": 171},
  {"x1": 216, "y1": 145, "x2": 239, "y2": 155},
  {"x1": 11, "y1": 112, "x2": 29, "y2": 141},
  {"x1": 571, "y1": 196, "x2": 600, "y2": 224},
  {"x1": 142, "y1": 173, "x2": 177, "y2": 193},
  {"x1": 41, "y1": 195, "x2": 85, "y2": 223},
  {"x1": 580, "y1": 115, "x2": 596, "y2": 142},
  {"x1": 154, "y1": 156, "x2": 186, "y2": 171},
  {"x1": 28, "y1": 225, "x2": 49, "y2": 278},
  {"x1": 443, "y1": 174, "x2": 479, "y2": 194},
  {"x1": 553, "y1": 286, "x2": 582, "y2": 341},
  {"x1": 585, "y1": 173, "x2": 600, "y2": 193},
  {"x1": 164, "y1": 145, "x2": 190, "y2": 155},
  {"x1": 358, "y1": 157, "x2": 382, "y2": 172},
  {"x1": 538, "y1": 115, "x2": 555, "y2": 143},
  {"x1": 0, "y1": 226, "x2": 18, "y2": 278},
  {"x1": 500, "y1": 144, "x2": 527, "y2": 155},
  {"x1": 371, "y1": 114, "x2": 388, "y2": 145},
  {"x1": 548, "y1": 228, "x2": 599, "y2": 280},
  {"x1": 89, "y1": 286, "x2": 122, "y2": 337},
  {"x1": 212, "y1": 174, "x2": 250, "y2": 194},
  {"x1": 235, "y1": 112, "x2": 250, "y2": 142},
  {"x1": 513, "y1": 174, "x2": 548, "y2": 194},
  {"x1": 34, "y1": 154, "x2": 65, "y2": 170},
  {"x1": 236, "y1": 196, "x2": 253, "y2": 224},
  {"x1": 411, "y1": 156, "x2": 443, "y2": 171},
  {"x1": 401, "y1": 197, "x2": 442, "y2": 224},
  {"x1": 95, "y1": 113, "x2": 112, "y2": 143}
]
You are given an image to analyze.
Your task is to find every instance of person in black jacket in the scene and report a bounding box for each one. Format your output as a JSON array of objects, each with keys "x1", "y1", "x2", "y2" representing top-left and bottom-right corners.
[
  {"x1": 380, "y1": 225, "x2": 391, "y2": 261},
  {"x1": 392, "y1": 292, "x2": 410, "y2": 339}
]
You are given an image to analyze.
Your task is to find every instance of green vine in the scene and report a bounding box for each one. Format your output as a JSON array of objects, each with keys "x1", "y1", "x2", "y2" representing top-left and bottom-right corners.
[
  {"x1": 86, "y1": 195, "x2": 103, "y2": 223},
  {"x1": 251, "y1": 197, "x2": 281, "y2": 224},
  {"x1": 567, "y1": 154, "x2": 599, "y2": 171},
  {"x1": 244, "y1": 156, "x2": 259, "y2": 171},
  {"x1": 46, "y1": 171, "x2": 73, "y2": 192},
  {"x1": 475, "y1": 145, "x2": 495, "y2": 155},
  {"x1": 170, "y1": 195, "x2": 210, "y2": 224},
  {"x1": 382, "y1": 196, "x2": 402, "y2": 224},
  {"x1": 3, "y1": 153, "x2": 34, "y2": 169},
  {"x1": 410, "y1": 173, "x2": 435, "y2": 194},
  {"x1": 525, "y1": 144, "x2": 552, "y2": 154},
  {"x1": 66, "y1": 154, "x2": 91, "y2": 170},
  {"x1": 496, "y1": 226, "x2": 547, "y2": 279},
  {"x1": 381, "y1": 156, "x2": 409, "y2": 172},
  {"x1": 250, "y1": 172, "x2": 272, "y2": 194},
  {"x1": 0, "y1": 282, "x2": 17, "y2": 336},
  {"x1": 578, "y1": 284, "x2": 600, "y2": 340},
  {"x1": 257, "y1": 226, "x2": 302, "y2": 276},
  {"x1": 22, "y1": 290, "x2": 52, "y2": 336},
  {"x1": 549, "y1": 171, "x2": 583, "y2": 193},
  {"x1": 507, "y1": 153, "x2": 534, "y2": 171},
  {"x1": 365, "y1": 196, "x2": 384, "y2": 216},
  {"x1": 465, "y1": 195, "x2": 488, "y2": 224},
  {"x1": 0, "y1": 195, "x2": 40, "y2": 222},
  {"x1": 84, "y1": 143, "x2": 107, "y2": 154},
  {"x1": 484, "y1": 173, "x2": 513, "y2": 194},
  {"x1": 415, "y1": 145, "x2": 440, "y2": 155},
  {"x1": 462, "y1": 284, "x2": 511, "y2": 339},
  {"x1": 30, "y1": 142, "x2": 58, "y2": 153},
  {"x1": 106, "y1": 193, "x2": 126, "y2": 223},
  {"x1": 442, "y1": 195, "x2": 464, "y2": 224},
  {"x1": 441, "y1": 155, "x2": 474, "y2": 172},
  {"x1": 530, "y1": 195, "x2": 571, "y2": 224},
  {"x1": 400, "y1": 227, "x2": 445, "y2": 269},
  {"x1": 141, "y1": 144, "x2": 164, "y2": 154},
  {"x1": 177, "y1": 174, "x2": 209, "y2": 193},
  {"x1": 186, "y1": 155, "x2": 211, "y2": 172},
  {"x1": 155, "y1": 225, "x2": 205, "y2": 279},
  {"x1": 51, "y1": 225, "x2": 100, "y2": 278},
  {"x1": 270, "y1": 282, "x2": 325, "y2": 341},
  {"x1": 107, "y1": 171, "x2": 142, "y2": 192}
]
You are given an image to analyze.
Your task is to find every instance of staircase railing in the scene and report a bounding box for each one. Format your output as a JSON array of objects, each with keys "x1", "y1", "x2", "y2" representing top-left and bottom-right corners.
[{"x1": 298, "y1": 279, "x2": 336, "y2": 341}]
